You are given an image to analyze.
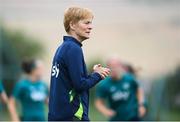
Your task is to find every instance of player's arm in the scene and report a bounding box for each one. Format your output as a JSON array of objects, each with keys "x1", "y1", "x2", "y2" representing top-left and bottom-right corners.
[
  {"x1": 8, "y1": 82, "x2": 22, "y2": 121},
  {"x1": 137, "y1": 87, "x2": 146, "y2": 117},
  {"x1": 95, "y1": 82, "x2": 116, "y2": 118},
  {"x1": 45, "y1": 87, "x2": 49, "y2": 105},
  {"x1": 8, "y1": 96, "x2": 20, "y2": 121},
  {"x1": 0, "y1": 92, "x2": 8, "y2": 104},
  {"x1": 0, "y1": 82, "x2": 8, "y2": 104},
  {"x1": 45, "y1": 97, "x2": 49, "y2": 104},
  {"x1": 95, "y1": 98, "x2": 115, "y2": 117}
]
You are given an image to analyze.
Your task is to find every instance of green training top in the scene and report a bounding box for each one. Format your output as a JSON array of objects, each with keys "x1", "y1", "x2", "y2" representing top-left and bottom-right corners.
[
  {"x1": 96, "y1": 74, "x2": 139, "y2": 121},
  {"x1": 12, "y1": 79, "x2": 49, "y2": 121}
]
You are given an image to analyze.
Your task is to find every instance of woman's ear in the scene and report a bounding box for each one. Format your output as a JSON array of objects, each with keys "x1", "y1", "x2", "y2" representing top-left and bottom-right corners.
[{"x1": 69, "y1": 21, "x2": 76, "y2": 31}]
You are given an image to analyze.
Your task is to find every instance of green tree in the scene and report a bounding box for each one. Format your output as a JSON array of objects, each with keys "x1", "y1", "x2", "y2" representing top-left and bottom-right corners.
[
  {"x1": 0, "y1": 24, "x2": 45, "y2": 95},
  {"x1": 165, "y1": 65, "x2": 180, "y2": 111}
]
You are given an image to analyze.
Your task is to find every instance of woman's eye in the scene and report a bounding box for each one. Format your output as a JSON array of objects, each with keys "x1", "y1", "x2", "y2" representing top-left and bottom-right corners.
[{"x1": 85, "y1": 21, "x2": 91, "y2": 24}]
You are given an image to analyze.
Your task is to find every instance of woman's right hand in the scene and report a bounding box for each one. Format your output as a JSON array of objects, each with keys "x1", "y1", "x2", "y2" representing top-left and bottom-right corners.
[{"x1": 93, "y1": 64, "x2": 110, "y2": 79}]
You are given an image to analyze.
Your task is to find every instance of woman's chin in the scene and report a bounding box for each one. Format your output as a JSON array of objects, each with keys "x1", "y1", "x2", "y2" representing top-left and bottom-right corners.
[{"x1": 81, "y1": 36, "x2": 90, "y2": 40}]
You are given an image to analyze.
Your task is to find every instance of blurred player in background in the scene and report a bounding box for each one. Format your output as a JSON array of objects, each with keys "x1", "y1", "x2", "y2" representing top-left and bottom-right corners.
[
  {"x1": 8, "y1": 59, "x2": 49, "y2": 121},
  {"x1": 95, "y1": 57, "x2": 146, "y2": 121}
]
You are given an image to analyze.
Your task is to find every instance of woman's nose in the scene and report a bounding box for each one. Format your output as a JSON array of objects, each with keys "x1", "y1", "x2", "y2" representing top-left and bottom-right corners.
[{"x1": 88, "y1": 23, "x2": 93, "y2": 30}]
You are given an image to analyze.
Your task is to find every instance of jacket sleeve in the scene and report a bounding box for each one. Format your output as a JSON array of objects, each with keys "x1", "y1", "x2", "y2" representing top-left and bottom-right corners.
[{"x1": 65, "y1": 46, "x2": 102, "y2": 92}]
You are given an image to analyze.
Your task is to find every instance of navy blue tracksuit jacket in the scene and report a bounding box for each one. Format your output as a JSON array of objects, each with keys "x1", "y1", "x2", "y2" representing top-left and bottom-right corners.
[{"x1": 48, "y1": 36, "x2": 102, "y2": 121}]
